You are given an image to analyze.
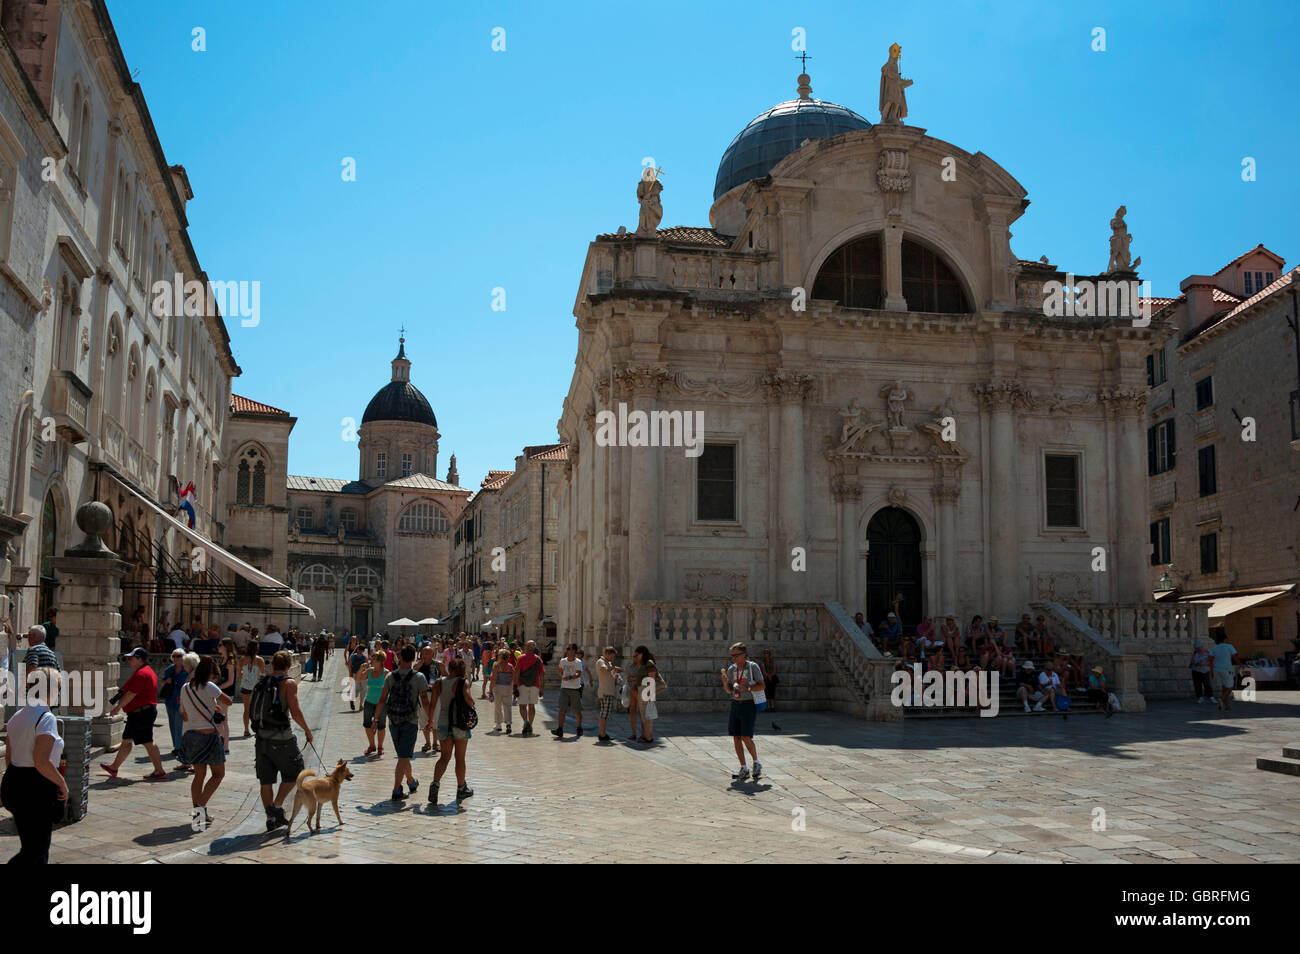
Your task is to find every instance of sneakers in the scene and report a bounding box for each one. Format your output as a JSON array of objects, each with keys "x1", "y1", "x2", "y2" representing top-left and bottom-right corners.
[
  {"x1": 265, "y1": 806, "x2": 287, "y2": 832},
  {"x1": 407, "y1": 778, "x2": 419, "y2": 794},
  {"x1": 505, "y1": 725, "x2": 512, "y2": 735},
  {"x1": 576, "y1": 727, "x2": 583, "y2": 738},
  {"x1": 732, "y1": 765, "x2": 751, "y2": 781},
  {"x1": 427, "y1": 781, "x2": 439, "y2": 805},
  {"x1": 552, "y1": 728, "x2": 564, "y2": 738},
  {"x1": 1022, "y1": 701, "x2": 1031, "y2": 713},
  {"x1": 1195, "y1": 696, "x2": 1205, "y2": 704},
  {"x1": 391, "y1": 789, "x2": 407, "y2": 802},
  {"x1": 752, "y1": 761, "x2": 763, "y2": 781},
  {"x1": 598, "y1": 734, "x2": 610, "y2": 742},
  {"x1": 455, "y1": 783, "x2": 474, "y2": 801},
  {"x1": 493, "y1": 724, "x2": 501, "y2": 732},
  {"x1": 1032, "y1": 702, "x2": 1045, "y2": 712}
]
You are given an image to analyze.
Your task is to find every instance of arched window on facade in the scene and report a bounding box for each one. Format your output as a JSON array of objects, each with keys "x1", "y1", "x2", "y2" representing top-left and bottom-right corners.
[
  {"x1": 812, "y1": 233, "x2": 970, "y2": 314},
  {"x1": 114, "y1": 168, "x2": 129, "y2": 251},
  {"x1": 127, "y1": 344, "x2": 143, "y2": 444},
  {"x1": 345, "y1": 566, "x2": 380, "y2": 588},
  {"x1": 300, "y1": 564, "x2": 334, "y2": 588},
  {"x1": 77, "y1": 99, "x2": 92, "y2": 186},
  {"x1": 105, "y1": 313, "x2": 124, "y2": 419},
  {"x1": 234, "y1": 446, "x2": 268, "y2": 506},
  {"x1": 901, "y1": 238, "x2": 970, "y2": 314},
  {"x1": 398, "y1": 501, "x2": 449, "y2": 533},
  {"x1": 67, "y1": 85, "x2": 83, "y2": 180}
]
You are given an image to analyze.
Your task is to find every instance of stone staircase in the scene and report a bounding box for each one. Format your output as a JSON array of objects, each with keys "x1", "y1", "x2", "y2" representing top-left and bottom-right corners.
[
  {"x1": 899, "y1": 649, "x2": 1111, "y2": 719},
  {"x1": 1257, "y1": 744, "x2": 1300, "y2": 777}
]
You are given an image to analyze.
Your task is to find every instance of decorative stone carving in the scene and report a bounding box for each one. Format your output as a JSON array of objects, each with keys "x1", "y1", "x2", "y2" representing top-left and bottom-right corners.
[
  {"x1": 972, "y1": 380, "x2": 1032, "y2": 410},
  {"x1": 879, "y1": 380, "x2": 912, "y2": 429},
  {"x1": 835, "y1": 399, "x2": 882, "y2": 453},
  {"x1": 830, "y1": 475, "x2": 862, "y2": 502},
  {"x1": 876, "y1": 148, "x2": 911, "y2": 193},
  {"x1": 107, "y1": 326, "x2": 120, "y2": 356},
  {"x1": 612, "y1": 364, "x2": 672, "y2": 397},
  {"x1": 80, "y1": 327, "x2": 90, "y2": 357},
  {"x1": 144, "y1": 376, "x2": 155, "y2": 403},
  {"x1": 683, "y1": 569, "x2": 747, "y2": 602},
  {"x1": 1105, "y1": 205, "x2": 1141, "y2": 273},
  {"x1": 1028, "y1": 390, "x2": 1099, "y2": 414},
  {"x1": 932, "y1": 479, "x2": 961, "y2": 503},
  {"x1": 41, "y1": 278, "x2": 51, "y2": 314},
  {"x1": 916, "y1": 400, "x2": 964, "y2": 455},
  {"x1": 878, "y1": 43, "x2": 912, "y2": 122},
  {"x1": 127, "y1": 351, "x2": 138, "y2": 381},
  {"x1": 635, "y1": 171, "x2": 663, "y2": 237},
  {"x1": 886, "y1": 485, "x2": 907, "y2": 507},
  {"x1": 1098, "y1": 385, "x2": 1147, "y2": 414},
  {"x1": 671, "y1": 372, "x2": 761, "y2": 400},
  {"x1": 1035, "y1": 571, "x2": 1093, "y2": 603},
  {"x1": 762, "y1": 370, "x2": 814, "y2": 402}
]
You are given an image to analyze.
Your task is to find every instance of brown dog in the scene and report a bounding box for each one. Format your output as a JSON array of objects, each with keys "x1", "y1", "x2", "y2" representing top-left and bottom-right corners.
[{"x1": 286, "y1": 760, "x2": 353, "y2": 836}]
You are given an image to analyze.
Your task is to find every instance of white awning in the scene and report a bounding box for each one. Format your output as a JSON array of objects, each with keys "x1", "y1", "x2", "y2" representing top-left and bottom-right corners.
[
  {"x1": 415, "y1": 617, "x2": 440, "y2": 625},
  {"x1": 1188, "y1": 590, "x2": 1288, "y2": 621},
  {"x1": 486, "y1": 612, "x2": 524, "y2": 626},
  {"x1": 107, "y1": 467, "x2": 315, "y2": 617},
  {"x1": 387, "y1": 617, "x2": 419, "y2": 627}
]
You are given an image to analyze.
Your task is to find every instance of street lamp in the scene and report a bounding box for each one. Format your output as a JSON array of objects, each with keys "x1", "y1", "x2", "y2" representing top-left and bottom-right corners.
[{"x1": 1156, "y1": 571, "x2": 1173, "y2": 592}]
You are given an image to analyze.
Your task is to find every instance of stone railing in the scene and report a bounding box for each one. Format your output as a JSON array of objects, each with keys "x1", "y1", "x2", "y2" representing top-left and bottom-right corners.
[
  {"x1": 640, "y1": 602, "x2": 826, "y2": 643},
  {"x1": 820, "y1": 601, "x2": 899, "y2": 722},
  {"x1": 1065, "y1": 602, "x2": 1208, "y2": 644},
  {"x1": 49, "y1": 369, "x2": 92, "y2": 443},
  {"x1": 101, "y1": 416, "x2": 125, "y2": 468},
  {"x1": 126, "y1": 437, "x2": 144, "y2": 482},
  {"x1": 1033, "y1": 601, "x2": 1147, "y2": 711},
  {"x1": 290, "y1": 540, "x2": 385, "y2": 560}
]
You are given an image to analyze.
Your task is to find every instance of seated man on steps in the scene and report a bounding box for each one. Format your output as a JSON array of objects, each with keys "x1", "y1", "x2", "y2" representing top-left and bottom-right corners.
[{"x1": 1016, "y1": 661, "x2": 1045, "y2": 712}]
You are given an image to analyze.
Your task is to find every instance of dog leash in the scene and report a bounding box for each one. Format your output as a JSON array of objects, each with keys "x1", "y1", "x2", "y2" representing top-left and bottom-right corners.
[{"x1": 305, "y1": 737, "x2": 325, "y2": 774}]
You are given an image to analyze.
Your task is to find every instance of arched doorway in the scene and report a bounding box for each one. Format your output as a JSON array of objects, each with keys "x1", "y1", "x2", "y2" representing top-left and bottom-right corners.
[{"x1": 865, "y1": 506, "x2": 923, "y2": 633}]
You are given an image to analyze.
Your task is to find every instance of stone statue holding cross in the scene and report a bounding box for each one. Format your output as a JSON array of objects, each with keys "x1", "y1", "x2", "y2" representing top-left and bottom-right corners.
[{"x1": 636, "y1": 168, "x2": 663, "y2": 237}]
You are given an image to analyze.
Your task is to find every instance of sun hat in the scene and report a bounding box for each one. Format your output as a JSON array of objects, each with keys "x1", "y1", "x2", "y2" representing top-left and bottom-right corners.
[
  {"x1": 1091, "y1": 666, "x2": 1104, "y2": 674},
  {"x1": 1022, "y1": 661, "x2": 1035, "y2": 670}
]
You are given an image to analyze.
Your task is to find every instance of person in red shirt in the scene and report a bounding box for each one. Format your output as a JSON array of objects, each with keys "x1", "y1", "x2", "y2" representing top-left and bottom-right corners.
[
  {"x1": 512, "y1": 640, "x2": 545, "y2": 736},
  {"x1": 101, "y1": 648, "x2": 167, "y2": 780}
]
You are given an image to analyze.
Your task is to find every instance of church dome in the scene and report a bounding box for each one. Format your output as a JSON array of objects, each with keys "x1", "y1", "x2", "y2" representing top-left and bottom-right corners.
[
  {"x1": 361, "y1": 338, "x2": 437, "y2": 428},
  {"x1": 714, "y1": 82, "x2": 871, "y2": 200}
]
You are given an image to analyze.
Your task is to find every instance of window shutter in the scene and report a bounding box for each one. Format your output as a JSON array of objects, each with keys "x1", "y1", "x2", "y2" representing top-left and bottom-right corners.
[
  {"x1": 1147, "y1": 426, "x2": 1157, "y2": 475},
  {"x1": 1166, "y1": 420, "x2": 1175, "y2": 465}
]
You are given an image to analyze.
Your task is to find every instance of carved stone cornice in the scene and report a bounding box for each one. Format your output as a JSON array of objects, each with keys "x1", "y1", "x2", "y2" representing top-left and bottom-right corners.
[
  {"x1": 972, "y1": 380, "x2": 1032, "y2": 410},
  {"x1": 612, "y1": 364, "x2": 672, "y2": 398},
  {"x1": 1026, "y1": 390, "x2": 1100, "y2": 414},
  {"x1": 932, "y1": 480, "x2": 961, "y2": 504},
  {"x1": 830, "y1": 475, "x2": 861, "y2": 502},
  {"x1": 762, "y1": 369, "x2": 815, "y2": 403},
  {"x1": 876, "y1": 147, "x2": 911, "y2": 194}
]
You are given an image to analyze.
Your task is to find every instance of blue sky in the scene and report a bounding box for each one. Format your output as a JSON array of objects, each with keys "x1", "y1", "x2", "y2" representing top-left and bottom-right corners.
[{"x1": 106, "y1": 0, "x2": 1298, "y2": 487}]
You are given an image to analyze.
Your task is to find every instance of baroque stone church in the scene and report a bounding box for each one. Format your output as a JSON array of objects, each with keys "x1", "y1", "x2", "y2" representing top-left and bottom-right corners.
[
  {"x1": 554, "y1": 61, "x2": 1163, "y2": 651},
  {"x1": 224, "y1": 339, "x2": 468, "y2": 634}
]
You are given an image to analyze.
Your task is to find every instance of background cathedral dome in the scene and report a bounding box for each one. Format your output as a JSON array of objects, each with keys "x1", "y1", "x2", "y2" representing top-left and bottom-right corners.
[
  {"x1": 714, "y1": 94, "x2": 871, "y2": 200},
  {"x1": 362, "y1": 381, "x2": 437, "y2": 427},
  {"x1": 362, "y1": 337, "x2": 437, "y2": 427}
]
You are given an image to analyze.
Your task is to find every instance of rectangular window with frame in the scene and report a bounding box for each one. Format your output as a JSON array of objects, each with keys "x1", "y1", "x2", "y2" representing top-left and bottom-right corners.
[
  {"x1": 1147, "y1": 419, "x2": 1175, "y2": 474},
  {"x1": 1244, "y1": 272, "x2": 1253, "y2": 296},
  {"x1": 696, "y1": 443, "x2": 737, "y2": 522},
  {"x1": 1195, "y1": 376, "x2": 1214, "y2": 410},
  {"x1": 1044, "y1": 453, "x2": 1081, "y2": 528},
  {"x1": 1149, "y1": 517, "x2": 1171, "y2": 565},
  {"x1": 1197, "y1": 445, "x2": 1217, "y2": 496},
  {"x1": 1255, "y1": 616, "x2": 1274, "y2": 641},
  {"x1": 1145, "y1": 349, "x2": 1167, "y2": 387},
  {"x1": 1199, "y1": 533, "x2": 1218, "y2": 574},
  {"x1": 296, "y1": 507, "x2": 313, "y2": 530},
  {"x1": 401, "y1": 453, "x2": 413, "y2": 477},
  {"x1": 376, "y1": 453, "x2": 386, "y2": 478}
]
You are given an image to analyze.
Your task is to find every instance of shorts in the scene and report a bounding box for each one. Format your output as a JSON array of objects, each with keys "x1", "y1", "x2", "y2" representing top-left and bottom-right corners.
[
  {"x1": 181, "y1": 730, "x2": 225, "y2": 766},
  {"x1": 728, "y1": 700, "x2": 757, "y2": 738},
  {"x1": 363, "y1": 700, "x2": 387, "y2": 730},
  {"x1": 516, "y1": 686, "x2": 539, "y2": 706},
  {"x1": 254, "y1": 736, "x2": 304, "y2": 785},
  {"x1": 391, "y1": 721, "x2": 418, "y2": 759},
  {"x1": 598, "y1": 695, "x2": 616, "y2": 718},
  {"x1": 123, "y1": 705, "x2": 157, "y2": 745},
  {"x1": 437, "y1": 726, "x2": 471, "y2": 742},
  {"x1": 1212, "y1": 669, "x2": 1234, "y2": 690}
]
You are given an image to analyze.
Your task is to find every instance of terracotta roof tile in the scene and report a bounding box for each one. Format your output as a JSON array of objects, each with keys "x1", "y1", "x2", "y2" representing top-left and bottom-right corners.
[
  {"x1": 595, "y1": 226, "x2": 733, "y2": 247},
  {"x1": 480, "y1": 470, "x2": 513, "y2": 491},
  {"x1": 1209, "y1": 243, "x2": 1285, "y2": 280},
  {"x1": 524, "y1": 442, "x2": 570, "y2": 461},
  {"x1": 231, "y1": 393, "x2": 291, "y2": 417},
  {"x1": 1199, "y1": 269, "x2": 1297, "y2": 334}
]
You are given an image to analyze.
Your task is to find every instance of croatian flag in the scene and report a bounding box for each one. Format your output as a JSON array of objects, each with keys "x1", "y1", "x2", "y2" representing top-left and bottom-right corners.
[{"x1": 171, "y1": 476, "x2": 197, "y2": 529}]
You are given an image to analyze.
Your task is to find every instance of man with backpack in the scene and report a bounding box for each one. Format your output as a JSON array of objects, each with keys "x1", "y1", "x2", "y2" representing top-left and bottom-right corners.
[
  {"x1": 513, "y1": 639, "x2": 544, "y2": 736},
  {"x1": 250, "y1": 651, "x2": 314, "y2": 831},
  {"x1": 374, "y1": 645, "x2": 431, "y2": 802}
]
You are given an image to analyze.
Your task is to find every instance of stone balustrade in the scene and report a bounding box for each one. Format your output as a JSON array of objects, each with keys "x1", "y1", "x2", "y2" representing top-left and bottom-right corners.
[{"x1": 1065, "y1": 601, "x2": 1207, "y2": 643}]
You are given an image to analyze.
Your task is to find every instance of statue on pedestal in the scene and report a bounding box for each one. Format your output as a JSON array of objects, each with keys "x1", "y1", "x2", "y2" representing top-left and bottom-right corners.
[
  {"x1": 1105, "y1": 205, "x2": 1141, "y2": 273},
  {"x1": 879, "y1": 43, "x2": 913, "y2": 122},
  {"x1": 880, "y1": 380, "x2": 911, "y2": 429},
  {"x1": 636, "y1": 170, "x2": 663, "y2": 237}
]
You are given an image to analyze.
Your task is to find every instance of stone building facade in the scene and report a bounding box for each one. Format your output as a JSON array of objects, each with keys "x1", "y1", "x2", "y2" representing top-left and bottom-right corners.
[
  {"x1": 448, "y1": 468, "x2": 511, "y2": 635},
  {"x1": 1145, "y1": 246, "x2": 1298, "y2": 660},
  {"x1": 0, "y1": 0, "x2": 238, "y2": 636},
  {"x1": 553, "y1": 71, "x2": 1175, "y2": 711},
  {"x1": 281, "y1": 339, "x2": 469, "y2": 634},
  {"x1": 489, "y1": 444, "x2": 566, "y2": 644},
  {"x1": 221, "y1": 394, "x2": 295, "y2": 599}
]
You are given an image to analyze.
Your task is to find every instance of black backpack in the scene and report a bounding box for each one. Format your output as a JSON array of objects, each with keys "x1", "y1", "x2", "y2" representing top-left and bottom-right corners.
[
  {"x1": 386, "y1": 669, "x2": 417, "y2": 720},
  {"x1": 250, "y1": 674, "x2": 290, "y2": 732},
  {"x1": 448, "y1": 677, "x2": 478, "y2": 730}
]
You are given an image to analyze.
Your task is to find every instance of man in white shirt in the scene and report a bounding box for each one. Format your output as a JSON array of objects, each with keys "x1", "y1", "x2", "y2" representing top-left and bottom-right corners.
[
  {"x1": 1209, "y1": 633, "x2": 1241, "y2": 712},
  {"x1": 552, "y1": 643, "x2": 584, "y2": 739},
  {"x1": 262, "y1": 626, "x2": 284, "y2": 647},
  {"x1": 167, "y1": 625, "x2": 188, "y2": 650}
]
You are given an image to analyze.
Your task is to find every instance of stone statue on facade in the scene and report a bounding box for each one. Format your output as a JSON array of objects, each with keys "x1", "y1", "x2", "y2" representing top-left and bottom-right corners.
[
  {"x1": 635, "y1": 170, "x2": 663, "y2": 237},
  {"x1": 835, "y1": 399, "x2": 881, "y2": 453},
  {"x1": 879, "y1": 43, "x2": 912, "y2": 122},
  {"x1": 1105, "y1": 205, "x2": 1141, "y2": 273},
  {"x1": 880, "y1": 380, "x2": 911, "y2": 429}
]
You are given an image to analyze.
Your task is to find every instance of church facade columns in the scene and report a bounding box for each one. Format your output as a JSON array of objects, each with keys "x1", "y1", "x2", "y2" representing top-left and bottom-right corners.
[
  {"x1": 614, "y1": 364, "x2": 670, "y2": 604},
  {"x1": 975, "y1": 381, "x2": 1026, "y2": 618},
  {"x1": 765, "y1": 370, "x2": 814, "y2": 602},
  {"x1": 832, "y1": 475, "x2": 861, "y2": 613},
  {"x1": 1104, "y1": 387, "x2": 1151, "y2": 603},
  {"x1": 932, "y1": 474, "x2": 961, "y2": 616}
]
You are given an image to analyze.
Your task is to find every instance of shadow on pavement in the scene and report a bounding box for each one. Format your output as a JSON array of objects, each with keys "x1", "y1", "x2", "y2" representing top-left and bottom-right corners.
[{"x1": 133, "y1": 823, "x2": 198, "y2": 847}]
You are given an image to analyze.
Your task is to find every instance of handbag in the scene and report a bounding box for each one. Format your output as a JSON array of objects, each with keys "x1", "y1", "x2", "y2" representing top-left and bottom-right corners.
[
  {"x1": 1107, "y1": 691, "x2": 1122, "y2": 711},
  {"x1": 451, "y1": 678, "x2": 478, "y2": 730}
]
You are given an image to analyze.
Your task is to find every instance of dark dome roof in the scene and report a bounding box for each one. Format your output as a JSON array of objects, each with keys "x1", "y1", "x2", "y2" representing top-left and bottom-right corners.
[
  {"x1": 362, "y1": 381, "x2": 437, "y2": 428},
  {"x1": 714, "y1": 98, "x2": 871, "y2": 200}
]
